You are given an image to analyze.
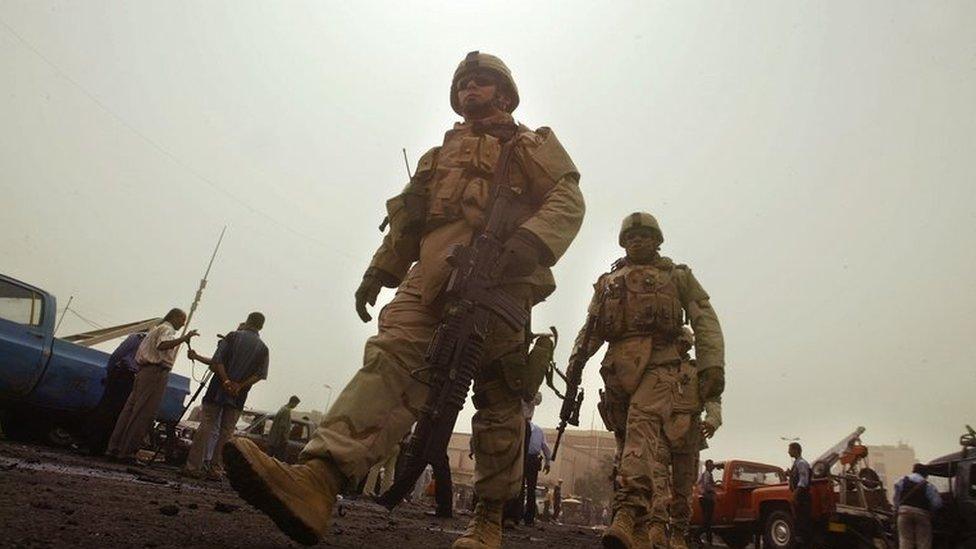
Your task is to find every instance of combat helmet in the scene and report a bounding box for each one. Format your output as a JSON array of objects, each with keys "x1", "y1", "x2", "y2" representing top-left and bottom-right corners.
[
  {"x1": 618, "y1": 212, "x2": 663, "y2": 246},
  {"x1": 451, "y1": 51, "x2": 520, "y2": 115}
]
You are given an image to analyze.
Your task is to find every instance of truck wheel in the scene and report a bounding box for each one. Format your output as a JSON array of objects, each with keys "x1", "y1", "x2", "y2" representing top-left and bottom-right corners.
[
  {"x1": 0, "y1": 411, "x2": 40, "y2": 442},
  {"x1": 764, "y1": 510, "x2": 796, "y2": 548}
]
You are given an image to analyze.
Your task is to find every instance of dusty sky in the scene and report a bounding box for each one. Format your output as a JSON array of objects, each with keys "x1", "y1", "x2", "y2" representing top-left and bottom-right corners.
[{"x1": 2, "y1": 1, "x2": 973, "y2": 468}]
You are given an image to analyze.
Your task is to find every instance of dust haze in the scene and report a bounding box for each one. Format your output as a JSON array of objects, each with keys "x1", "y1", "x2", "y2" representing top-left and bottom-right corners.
[{"x1": 2, "y1": 1, "x2": 973, "y2": 467}]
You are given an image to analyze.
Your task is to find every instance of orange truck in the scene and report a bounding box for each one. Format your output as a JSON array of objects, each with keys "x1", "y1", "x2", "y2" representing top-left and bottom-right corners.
[{"x1": 690, "y1": 428, "x2": 894, "y2": 548}]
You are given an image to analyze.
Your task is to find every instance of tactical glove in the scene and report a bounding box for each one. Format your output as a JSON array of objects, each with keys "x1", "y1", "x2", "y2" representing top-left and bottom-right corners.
[
  {"x1": 701, "y1": 401, "x2": 722, "y2": 438},
  {"x1": 500, "y1": 229, "x2": 551, "y2": 277},
  {"x1": 355, "y1": 268, "x2": 398, "y2": 322},
  {"x1": 698, "y1": 366, "x2": 725, "y2": 402}
]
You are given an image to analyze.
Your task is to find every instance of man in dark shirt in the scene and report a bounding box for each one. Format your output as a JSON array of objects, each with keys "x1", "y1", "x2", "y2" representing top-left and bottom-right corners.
[
  {"x1": 80, "y1": 331, "x2": 145, "y2": 455},
  {"x1": 788, "y1": 442, "x2": 813, "y2": 547},
  {"x1": 183, "y1": 312, "x2": 269, "y2": 479}
]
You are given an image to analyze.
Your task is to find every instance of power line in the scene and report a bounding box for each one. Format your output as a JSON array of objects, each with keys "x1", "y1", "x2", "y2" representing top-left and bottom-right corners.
[{"x1": 0, "y1": 15, "x2": 354, "y2": 259}]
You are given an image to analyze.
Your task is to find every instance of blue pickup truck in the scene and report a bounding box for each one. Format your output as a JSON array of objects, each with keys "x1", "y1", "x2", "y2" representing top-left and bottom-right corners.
[{"x1": 0, "y1": 273, "x2": 189, "y2": 443}]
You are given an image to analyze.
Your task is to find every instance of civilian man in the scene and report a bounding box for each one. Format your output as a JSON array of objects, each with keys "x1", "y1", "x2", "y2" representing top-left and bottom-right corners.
[
  {"x1": 894, "y1": 463, "x2": 942, "y2": 549},
  {"x1": 183, "y1": 312, "x2": 269, "y2": 479},
  {"x1": 697, "y1": 459, "x2": 717, "y2": 546},
  {"x1": 788, "y1": 442, "x2": 813, "y2": 547},
  {"x1": 106, "y1": 309, "x2": 196, "y2": 464},
  {"x1": 80, "y1": 330, "x2": 145, "y2": 455},
  {"x1": 268, "y1": 395, "x2": 301, "y2": 460}
]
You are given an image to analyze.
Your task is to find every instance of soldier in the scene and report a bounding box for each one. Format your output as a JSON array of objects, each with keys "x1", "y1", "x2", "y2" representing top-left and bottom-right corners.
[
  {"x1": 222, "y1": 51, "x2": 584, "y2": 548},
  {"x1": 568, "y1": 212, "x2": 724, "y2": 549},
  {"x1": 666, "y1": 328, "x2": 713, "y2": 549}
]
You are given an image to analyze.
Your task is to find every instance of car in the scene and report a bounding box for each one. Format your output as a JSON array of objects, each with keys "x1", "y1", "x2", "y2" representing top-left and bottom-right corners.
[{"x1": 236, "y1": 412, "x2": 317, "y2": 463}]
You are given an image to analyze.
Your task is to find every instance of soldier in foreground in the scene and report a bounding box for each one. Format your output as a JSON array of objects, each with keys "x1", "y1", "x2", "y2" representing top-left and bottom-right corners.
[
  {"x1": 566, "y1": 212, "x2": 724, "y2": 548},
  {"x1": 222, "y1": 51, "x2": 584, "y2": 548}
]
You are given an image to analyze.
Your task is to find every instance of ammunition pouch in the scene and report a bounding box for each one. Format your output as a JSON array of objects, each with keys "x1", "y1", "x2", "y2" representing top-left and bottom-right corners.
[
  {"x1": 492, "y1": 333, "x2": 546, "y2": 402},
  {"x1": 383, "y1": 148, "x2": 438, "y2": 259}
]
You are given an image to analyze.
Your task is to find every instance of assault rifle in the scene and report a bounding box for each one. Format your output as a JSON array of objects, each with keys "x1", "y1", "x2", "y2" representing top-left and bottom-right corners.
[
  {"x1": 550, "y1": 313, "x2": 597, "y2": 460},
  {"x1": 376, "y1": 136, "x2": 528, "y2": 510}
]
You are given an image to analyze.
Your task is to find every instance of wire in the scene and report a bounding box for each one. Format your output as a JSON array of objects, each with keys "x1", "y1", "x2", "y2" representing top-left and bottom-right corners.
[
  {"x1": 0, "y1": 15, "x2": 354, "y2": 259},
  {"x1": 66, "y1": 307, "x2": 105, "y2": 330}
]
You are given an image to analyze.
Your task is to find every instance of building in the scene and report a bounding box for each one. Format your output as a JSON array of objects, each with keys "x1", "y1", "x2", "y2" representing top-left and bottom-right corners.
[
  {"x1": 867, "y1": 443, "x2": 916, "y2": 500},
  {"x1": 445, "y1": 428, "x2": 617, "y2": 497}
]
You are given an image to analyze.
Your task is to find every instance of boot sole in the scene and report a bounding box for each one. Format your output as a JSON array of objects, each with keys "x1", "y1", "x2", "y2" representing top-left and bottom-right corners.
[
  {"x1": 602, "y1": 531, "x2": 631, "y2": 549},
  {"x1": 223, "y1": 441, "x2": 321, "y2": 546}
]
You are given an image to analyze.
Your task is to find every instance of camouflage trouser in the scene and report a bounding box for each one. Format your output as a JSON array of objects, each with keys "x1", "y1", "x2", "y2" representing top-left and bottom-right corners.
[
  {"x1": 603, "y1": 364, "x2": 679, "y2": 526},
  {"x1": 667, "y1": 414, "x2": 702, "y2": 534},
  {"x1": 301, "y1": 282, "x2": 530, "y2": 501}
]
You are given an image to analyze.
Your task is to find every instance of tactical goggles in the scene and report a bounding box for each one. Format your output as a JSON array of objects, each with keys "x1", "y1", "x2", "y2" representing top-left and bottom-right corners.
[{"x1": 457, "y1": 73, "x2": 497, "y2": 89}]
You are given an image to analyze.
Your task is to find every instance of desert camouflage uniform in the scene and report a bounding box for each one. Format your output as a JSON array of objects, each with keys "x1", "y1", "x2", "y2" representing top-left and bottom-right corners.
[
  {"x1": 575, "y1": 251, "x2": 724, "y2": 534},
  {"x1": 301, "y1": 110, "x2": 584, "y2": 502},
  {"x1": 667, "y1": 348, "x2": 704, "y2": 543}
]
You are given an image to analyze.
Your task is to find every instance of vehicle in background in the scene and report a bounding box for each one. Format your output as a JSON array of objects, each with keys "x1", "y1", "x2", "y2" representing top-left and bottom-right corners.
[
  {"x1": 922, "y1": 425, "x2": 976, "y2": 548},
  {"x1": 690, "y1": 427, "x2": 894, "y2": 548},
  {"x1": 236, "y1": 412, "x2": 316, "y2": 464},
  {"x1": 0, "y1": 273, "x2": 189, "y2": 446}
]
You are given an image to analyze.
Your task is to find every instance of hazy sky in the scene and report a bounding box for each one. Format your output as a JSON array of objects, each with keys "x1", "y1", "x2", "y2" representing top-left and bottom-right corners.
[{"x1": 2, "y1": 1, "x2": 973, "y2": 467}]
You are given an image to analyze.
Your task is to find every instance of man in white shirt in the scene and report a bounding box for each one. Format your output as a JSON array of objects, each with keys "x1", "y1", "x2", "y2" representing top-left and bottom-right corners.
[{"x1": 106, "y1": 308, "x2": 197, "y2": 464}]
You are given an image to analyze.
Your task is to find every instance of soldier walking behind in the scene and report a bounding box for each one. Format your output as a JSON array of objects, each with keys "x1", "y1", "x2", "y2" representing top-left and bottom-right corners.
[
  {"x1": 221, "y1": 51, "x2": 584, "y2": 548},
  {"x1": 567, "y1": 212, "x2": 724, "y2": 549},
  {"x1": 667, "y1": 327, "x2": 719, "y2": 549}
]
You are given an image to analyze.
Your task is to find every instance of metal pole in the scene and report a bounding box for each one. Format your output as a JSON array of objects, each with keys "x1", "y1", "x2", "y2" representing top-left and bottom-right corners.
[{"x1": 180, "y1": 225, "x2": 226, "y2": 338}]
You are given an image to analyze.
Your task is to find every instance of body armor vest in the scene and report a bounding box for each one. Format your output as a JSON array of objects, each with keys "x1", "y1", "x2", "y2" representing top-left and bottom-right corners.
[
  {"x1": 425, "y1": 126, "x2": 534, "y2": 233},
  {"x1": 599, "y1": 263, "x2": 684, "y2": 341}
]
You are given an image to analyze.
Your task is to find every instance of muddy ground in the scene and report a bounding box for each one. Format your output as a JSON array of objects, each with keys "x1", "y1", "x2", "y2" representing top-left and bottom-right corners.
[{"x1": 0, "y1": 440, "x2": 604, "y2": 548}]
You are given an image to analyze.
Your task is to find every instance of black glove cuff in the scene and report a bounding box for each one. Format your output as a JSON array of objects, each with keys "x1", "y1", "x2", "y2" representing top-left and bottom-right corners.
[
  {"x1": 513, "y1": 228, "x2": 555, "y2": 268},
  {"x1": 364, "y1": 267, "x2": 400, "y2": 288}
]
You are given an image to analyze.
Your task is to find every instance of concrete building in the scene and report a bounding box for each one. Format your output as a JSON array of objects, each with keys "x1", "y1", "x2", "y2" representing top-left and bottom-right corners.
[
  {"x1": 867, "y1": 443, "x2": 916, "y2": 500},
  {"x1": 445, "y1": 428, "x2": 617, "y2": 497}
]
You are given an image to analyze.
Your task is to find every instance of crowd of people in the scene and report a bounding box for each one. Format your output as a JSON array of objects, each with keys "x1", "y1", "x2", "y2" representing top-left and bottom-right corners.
[{"x1": 75, "y1": 309, "x2": 271, "y2": 482}]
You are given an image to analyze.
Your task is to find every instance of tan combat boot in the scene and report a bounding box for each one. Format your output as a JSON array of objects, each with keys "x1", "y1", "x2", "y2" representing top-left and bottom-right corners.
[
  {"x1": 603, "y1": 506, "x2": 638, "y2": 549},
  {"x1": 223, "y1": 437, "x2": 342, "y2": 546},
  {"x1": 633, "y1": 519, "x2": 651, "y2": 549},
  {"x1": 647, "y1": 522, "x2": 668, "y2": 548},
  {"x1": 669, "y1": 526, "x2": 689, "y2": 549},
  {"x1": 452, "y1": 499, "x2": 504, "y2": 549}
]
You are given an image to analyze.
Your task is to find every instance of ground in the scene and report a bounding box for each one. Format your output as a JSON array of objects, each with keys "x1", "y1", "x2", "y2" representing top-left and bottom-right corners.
[{"x1": 0, "y1": 440, "x2": 603, "y2": 548}]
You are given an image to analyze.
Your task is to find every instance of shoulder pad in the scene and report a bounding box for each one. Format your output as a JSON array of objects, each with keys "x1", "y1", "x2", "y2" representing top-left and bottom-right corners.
[
  {"x1": 517, "y1": 127, "x2": 579, "y2": 184},
  {"x1": 654, "y1": 256, "x2": 676, "y2": 270},
  {"x1": 611, "y1": 257, "x2": 628, "y2": 271},
  {"x1": 414, "y1": 147, "x2": 440, "y2": 179},
  {"x1": 675, "y1": 263, "x2": 690, "y2": 270}
]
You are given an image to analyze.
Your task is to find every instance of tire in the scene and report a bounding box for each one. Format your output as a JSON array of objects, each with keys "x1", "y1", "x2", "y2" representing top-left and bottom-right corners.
[
  {"x1": 718, "y1": 530, "x2": 752, "y2": 549},
  {"x1": 764, "y1": 509, "x2": 797, "y2": 549},
  {"x1": 0, "y1": 410, "x2": 41, "y2": 442}
]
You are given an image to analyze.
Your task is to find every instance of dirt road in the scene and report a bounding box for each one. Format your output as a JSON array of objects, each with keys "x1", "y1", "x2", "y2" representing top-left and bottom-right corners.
[{"x1": 0, "y1": 440, "x2": 601, "y2": 548}]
